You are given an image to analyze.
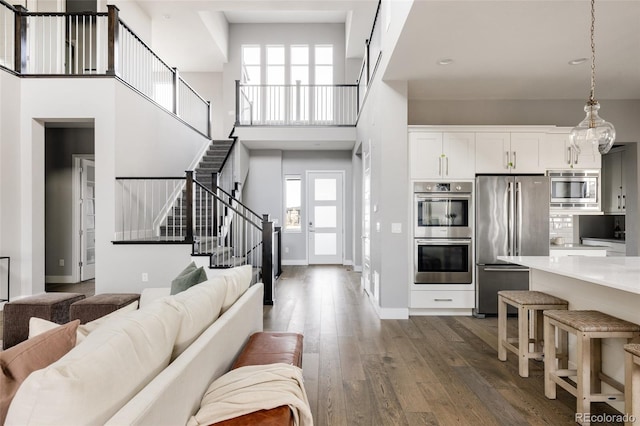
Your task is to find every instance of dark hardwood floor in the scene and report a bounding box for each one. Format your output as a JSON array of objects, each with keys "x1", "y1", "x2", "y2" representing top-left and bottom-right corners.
[{"x1": 265, "y1": 265, "x2": 624, "y2": 426}]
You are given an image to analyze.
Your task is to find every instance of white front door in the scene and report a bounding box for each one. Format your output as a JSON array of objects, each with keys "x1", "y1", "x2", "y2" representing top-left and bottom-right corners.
[
  {"x1": 80, "y1": 159, "x2": 95, "y2": 280},
  {"x1": 308, "y1": 171, "x2": 343, "y2": 264}
]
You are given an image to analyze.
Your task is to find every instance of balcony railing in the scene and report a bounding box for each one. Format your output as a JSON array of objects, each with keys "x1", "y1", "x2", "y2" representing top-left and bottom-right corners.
[
  {"x1": 235, "y1": 81, "x2": 359, "y2": 126},
  {"x1": 357, "y1": 0, "x2": 382, "y2": 111},
  {"x1": 0, "y1": 3, "x2": 211, "y2": 137}
]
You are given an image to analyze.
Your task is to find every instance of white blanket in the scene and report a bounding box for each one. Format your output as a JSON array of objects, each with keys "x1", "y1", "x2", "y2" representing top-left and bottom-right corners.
[{"x1": 187, "y1": 363, "x2": 313, "y2": 426}]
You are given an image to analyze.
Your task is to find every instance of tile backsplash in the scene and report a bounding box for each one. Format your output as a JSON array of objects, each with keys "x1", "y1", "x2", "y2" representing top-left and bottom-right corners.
[{"x1": 550, "y1": 214, "x2": 574, "y2": 244}]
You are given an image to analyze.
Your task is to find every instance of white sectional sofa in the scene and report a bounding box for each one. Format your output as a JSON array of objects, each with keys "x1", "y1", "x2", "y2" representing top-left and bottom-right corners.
[{"x1": 5, "y1": 265, "x2": 264, "y2": 426}]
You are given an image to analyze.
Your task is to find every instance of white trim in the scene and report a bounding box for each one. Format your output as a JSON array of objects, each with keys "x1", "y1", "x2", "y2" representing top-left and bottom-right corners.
[
  {"x1": 342, "y1": 259, "x2": 353, "y2": 266},
  {"x1": 72, "y1": 155, "x2": 95, "y2": 284},
  {"x1": 353, "y1": 265, "x2": 362, "y2": 272},
  {"x1": 282, "y1": 259, "x2": 308, "y2": 266},
  {"x1": 45, "y1": 275, "x2": 76, "y2": 284},
  {"x1": 407, "y1": 125, "x2": 565, "y2": 133},
  {"x1": 378, "y1": 307, "x2": 409, "y2": 320}
]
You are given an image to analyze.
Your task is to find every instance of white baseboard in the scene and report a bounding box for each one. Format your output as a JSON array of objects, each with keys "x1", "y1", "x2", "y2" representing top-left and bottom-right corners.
[
  {"x1": 378, "y1": 307, "x2": 409, "y2": 319},
  {"x1": 342, "y1": 260, "x2": 353, "y2": 266},
  {"x1": 281, "y1": 260, "x2": 308, "y2": 266},
  {"x1": 408, "y1": 308, "x2": 474, "y2": 316},
  {"x1": 352, "y1": 265, "x2": 362, "y2": 272},
  {"x1": 45, "y1": 275, "x2": 75, "y2": 284}
]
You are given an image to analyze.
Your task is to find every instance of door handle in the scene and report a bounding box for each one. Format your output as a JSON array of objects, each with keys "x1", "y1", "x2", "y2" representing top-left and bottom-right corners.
[
  {"x1": 484, "y1": 268, "x2": 530, "y2": 272},
  {"x1": 505, "y1": 151, "x2": 510, "y2": 169},
  {"x1": 445, "y1": 157, "x2": 449, "y2": 176},
  {"x1": 512, "y1": 151, "x2": 517, "y2": 169},
  {"x1": 567, "y1": 147, "x2": 572, "y2": 165},
  {"x1": 622, "y1": 194, "x2": 626, "y2": 209},
  {"x1": 438, "y1": 156, "x2": 442, "y2": 176},
  {"x1": 433, "y1": 298, "x2": 453, "y2": 302}
]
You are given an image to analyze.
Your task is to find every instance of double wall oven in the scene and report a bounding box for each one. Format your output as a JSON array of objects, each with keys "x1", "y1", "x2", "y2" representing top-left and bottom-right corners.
[{"x1": 413, "y1": 182, "x2": 473, "y2": 284}]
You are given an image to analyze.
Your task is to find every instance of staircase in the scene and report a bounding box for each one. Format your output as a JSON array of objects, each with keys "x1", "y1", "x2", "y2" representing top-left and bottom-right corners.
[{"x1": 160, "y1": 139, "x2": 250, "y2": 268}]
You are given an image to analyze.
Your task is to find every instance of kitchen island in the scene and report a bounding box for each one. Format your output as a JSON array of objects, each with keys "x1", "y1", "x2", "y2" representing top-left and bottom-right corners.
[{"x1": 498, "y1": 255, "x2": 640, "y2": 411}]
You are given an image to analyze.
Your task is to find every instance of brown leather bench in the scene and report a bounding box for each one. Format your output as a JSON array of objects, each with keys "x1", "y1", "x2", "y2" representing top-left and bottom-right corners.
[{"x1": 212, "y1": 332, "x2": 304, "y2": 426}]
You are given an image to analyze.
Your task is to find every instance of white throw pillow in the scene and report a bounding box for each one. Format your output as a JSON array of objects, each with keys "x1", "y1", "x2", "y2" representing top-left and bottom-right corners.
[
  {"x1": 28, "y1": 301, "x2": 139, "y2": 344},
  {"x1": 164, "y1": 276, "x2": 227, "y2": 360},
  {"x1": 6, "y1": 300, "x2": 181, "y2": 426},
  {"x1": 211, "y1": 265, "x2": 253, "y2": 312},
  {"x1": 139, "y1": 287, "x2": 171, "y2": 308}
]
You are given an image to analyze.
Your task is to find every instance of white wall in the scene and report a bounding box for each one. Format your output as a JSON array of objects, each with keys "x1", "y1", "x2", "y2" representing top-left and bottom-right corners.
[
  {"x1": 180, "y1": 71, "x2": 225, "y2": 140},
  {"x1": 223, "y1": 23, "x2": 347, "y2": 135},
  {"x1": 281, "y1": 151, "x2": 353, "y2": 265},
  {"x1": 2, "y1": 77, "x2": 210, "y2": 299},
  {"x1": 0, "y1": 71, "x2": 21, "y2": 298},
  {"x1": 242, "y1": 150, "x2": 283, "y2": 225},
  {"x1": 354, "y1": 0, "x2": 413, "y2": 317}
]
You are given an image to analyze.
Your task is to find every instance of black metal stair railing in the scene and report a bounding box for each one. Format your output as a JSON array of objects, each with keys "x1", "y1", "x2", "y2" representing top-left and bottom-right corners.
[{"x1": 114, "y1": 172, "x2": 276, "y2": 304}]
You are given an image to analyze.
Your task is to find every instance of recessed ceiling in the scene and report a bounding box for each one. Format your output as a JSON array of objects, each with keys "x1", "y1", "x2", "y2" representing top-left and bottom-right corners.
[
  {"x1": 385, "y1": 0, "x2": 640, "y2": 101},
  {"x1": 224, "y1": 10, "x2": 347, "y2": 24}
]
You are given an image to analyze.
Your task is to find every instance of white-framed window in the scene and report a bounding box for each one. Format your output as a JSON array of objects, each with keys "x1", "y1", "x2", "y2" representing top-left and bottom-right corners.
[
  {"x1": 314, "y1": 45, "x2": 333, "y2": 122},
  {"x1": 241, "y1": 45, "x2": 262, "y2": 122},
  {"x1": 285, "y1": 175, "x2": 302, "y2": 232},
  {"x1": 290, "y1": 45, "x2": 309, "y2": 122},
  {"x1": 241, "y1": 45, "x2": 261, "y2": 84},
  {"x1": 266, "y1": 45, "x2": 285, "y2": 122}
]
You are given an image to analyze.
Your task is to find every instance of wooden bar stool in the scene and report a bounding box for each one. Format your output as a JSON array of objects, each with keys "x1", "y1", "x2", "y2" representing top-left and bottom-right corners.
[
  {"x1": 543, "y1": 310, "x2": 640, "y2": 426},
  {"x1": 625, "y1": 343, "x2": 640, "y2": 426},
  {"x1": 497, "y1": 290, "x2": 568, "y2": 377}
]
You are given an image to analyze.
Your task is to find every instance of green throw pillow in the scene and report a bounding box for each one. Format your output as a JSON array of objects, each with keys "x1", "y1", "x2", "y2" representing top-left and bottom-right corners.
[
  {"x1": 170, "y1": 266, "x2": 207, "y2": 295},
  {"x1": 175, "y1": 261, "x2": 197, "y2": 279}
]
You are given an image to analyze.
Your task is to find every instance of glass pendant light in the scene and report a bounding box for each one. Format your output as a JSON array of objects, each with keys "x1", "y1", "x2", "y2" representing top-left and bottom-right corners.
[{"x1": 569, "y1": 0, "x2": 615, "y2": 155}]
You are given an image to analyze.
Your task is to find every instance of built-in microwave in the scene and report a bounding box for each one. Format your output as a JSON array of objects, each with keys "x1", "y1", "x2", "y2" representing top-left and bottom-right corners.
[{"x1": 548, "y1": 170, "x2": 600, "y2": 211}]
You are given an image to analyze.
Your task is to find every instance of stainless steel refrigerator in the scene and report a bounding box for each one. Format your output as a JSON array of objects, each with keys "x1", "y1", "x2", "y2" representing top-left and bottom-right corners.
[{"x1": 475, "y1": 175, "x2": 550, "y2": 316}]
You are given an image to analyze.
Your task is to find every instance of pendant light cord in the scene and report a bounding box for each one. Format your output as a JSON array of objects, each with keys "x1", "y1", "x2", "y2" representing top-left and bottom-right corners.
[{"x1": 589, "y1": 0, "x2": 596, "y2": 103}]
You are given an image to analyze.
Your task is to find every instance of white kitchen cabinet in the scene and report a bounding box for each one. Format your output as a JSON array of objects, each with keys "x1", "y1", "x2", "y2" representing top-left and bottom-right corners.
[
  {"x1": 540, "y1": 132, "x2": 601, "y2": 170},
  {"x1": 603, "y1": 148, "x2": 626, "y2": 214},
  {"x1": 410, "y1": 290, "x2": 475, "y2": 309},
  {"x1": 409, "y1": 131, "x2": 475, "y2": 179},
  {"x1": 475, "y1": 132, "x2": 544, "y2": 174}
]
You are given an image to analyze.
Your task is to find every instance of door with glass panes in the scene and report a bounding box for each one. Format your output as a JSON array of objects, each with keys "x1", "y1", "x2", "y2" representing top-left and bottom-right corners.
[{"x1": 307, "y1": 171, "x2": 343, "y2": 264}]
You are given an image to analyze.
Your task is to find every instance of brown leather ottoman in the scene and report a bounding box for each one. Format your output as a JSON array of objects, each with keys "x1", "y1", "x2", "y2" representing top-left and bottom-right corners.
[
  {"x1": 212, "y1": 332, "x2": 304, "y2": 426},
  {"x1": 69, "y1": 293, "x2": 140, "y2": 324},
  {"x1": 2, "y1": 292, "x2": 85, "y2": 349}
]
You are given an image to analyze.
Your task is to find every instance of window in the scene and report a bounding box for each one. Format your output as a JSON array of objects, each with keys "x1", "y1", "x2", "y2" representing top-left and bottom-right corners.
[
  {"x1": 241, "y1": 45, "x2": 261, "y2": 84},
  {"x1": 241, "y1": 45, "x2": 261, "y2": 122},
  {"x1": 314, "y1": 45, "x2": 333, "y2": 121},
  {"x1": 285, "y1": 176, "x2": 302, "y2": 232},
  {"x1": 266, "y1": 45, "x2": 285, "y2": 122},
  {"x1": 290, "y1": 45, "x2": 309, "y2": 122}
]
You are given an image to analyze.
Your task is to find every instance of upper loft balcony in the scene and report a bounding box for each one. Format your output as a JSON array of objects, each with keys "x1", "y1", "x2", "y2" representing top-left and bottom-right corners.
[
  {"x1": 0, "y1": 2, "x2": 211, "y2": 138},
  {"x1": 235, "y1": 81, "x2": 359, "y2": 127}
]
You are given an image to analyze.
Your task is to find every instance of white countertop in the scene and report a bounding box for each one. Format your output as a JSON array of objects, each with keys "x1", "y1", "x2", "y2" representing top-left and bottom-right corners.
[
  {"x1": 549, "y1": 244, "x2": 606, "y2": 250},
  {"x1": 497, "y1": 256, "x2": 640, "y2": 295}
]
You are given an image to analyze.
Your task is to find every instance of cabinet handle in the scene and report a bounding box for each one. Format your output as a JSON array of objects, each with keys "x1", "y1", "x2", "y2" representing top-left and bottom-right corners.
[
  {"x1": 505, "y1": 151, "x2": 510, "y2": 169},
  {"x1": 512, "y1": 151, "x2": 517, "y2": 169},
  {"x1": 434, "y1": 298, "x2": 453, "y2": 302},
  {"x1": 618, "y1": 195, "x2": 621, "y2": 209},
  {"x1": 622, "y1": 194, "x2": 626, "y2": 209},
  {"x1": 567, "y1": 147, "x2": 572, "y2": 165},
  {"x1": 438, "y1": 157, "x2": 442, "y2": 176},
  {"x1": 573, "y1": 148, "x2": 579, "y2": 165},
  {"x1": 446, "y1": 157, "x2": 449, "y2": 176}
]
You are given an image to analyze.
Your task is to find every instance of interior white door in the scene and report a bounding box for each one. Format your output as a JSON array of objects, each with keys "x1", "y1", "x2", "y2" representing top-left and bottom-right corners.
[
  {"x1": 308, "y1": 171, "x2": 343, "y2": 264},
  {"x1": 362, "y1": 148, "x2": 373, "y2": 298},
  {"x1": 80, "y1": 159, "x2": 96, "y2": 281}
]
